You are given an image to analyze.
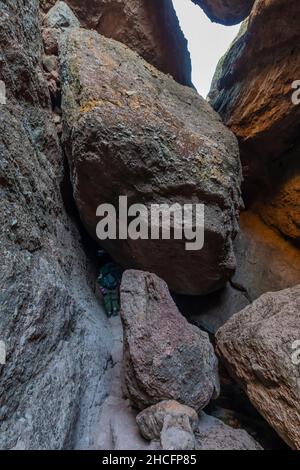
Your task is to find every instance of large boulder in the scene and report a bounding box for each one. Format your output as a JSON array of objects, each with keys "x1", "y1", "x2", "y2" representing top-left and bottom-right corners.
[
  {"x1": 40, "y1": 0, "x2": 192, "y2": 86},
  {"x1": 0, "y1": 0, "x2": 112, "y2": 450},
  {"x1": 192, "y1": 0, "x2": 255, "y2": 25},
  {"x1": 120, "y1": 270, "x2": 220, "y2": 411},
  {"x1": 216, "y1": 286, "x2": 300, "y2": 449},
  {"x1": 60, "y1": 27, "x2": 242, "y2": 295},
  {"x1": 209, "y1": 0, "x2": 300, "y2": 240}
]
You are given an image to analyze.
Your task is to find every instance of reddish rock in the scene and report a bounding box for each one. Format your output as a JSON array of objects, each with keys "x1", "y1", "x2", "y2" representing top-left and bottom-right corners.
[
  {"x1": 192, "y1": 0, "x2": 255, "y2": 25},
  {"x1": 40, "y1": 0, "x2": 192, "y2": 86},
  {"x1": 216, "y1": 285, "x2": 300, "y2": 449},
  {"x1": 120, "y1": 270, "x2": 220, "y2": 412}
]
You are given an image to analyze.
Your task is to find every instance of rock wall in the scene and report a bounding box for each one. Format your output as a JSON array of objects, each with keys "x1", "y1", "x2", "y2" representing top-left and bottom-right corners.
[
  {"x1": 40, "y1": 0, "x2": 192, "y2": 87},
  {"x1": 209, "y1": 0, "x2": 300, "y2": 242},
  {"x1": 0, "y1": 0, "x2": 112, "y2": 450}
]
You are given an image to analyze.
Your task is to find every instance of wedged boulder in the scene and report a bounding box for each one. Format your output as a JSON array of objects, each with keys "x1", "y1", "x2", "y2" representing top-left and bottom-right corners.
[
  {"x1": 60, "y1": 27, "x2": 242, "y2": 295},
  {"x1": 40, "y1": 0, "x2": 192, "y2": 86},
  {"x1": 209, "y1": 0, "x2": 300, "y2": 239},
  {"x1": 196, "y1": 413, "x2": 262, "y2": 450},
  {"x1": 136, "y1": 401, "x2": 198, "y2": 441},
  {"x1": 192, "y1": 0, "x2": 255, "y2": 25},
  {"x1": 160, "y1": 415, "x2": 196, "y2": 450},
  {"x1": 0, "y1": 0, "x2": 112, "y2": 450},
  {"x1": 216, "y1": 285, "x2": 300, "y2": 449},
  {"x1": 120, "y1": 270, "x2": 220, "y2": 411},
  {"x1": 137, "y1": 401, "x2": 198, "y2": 451}
]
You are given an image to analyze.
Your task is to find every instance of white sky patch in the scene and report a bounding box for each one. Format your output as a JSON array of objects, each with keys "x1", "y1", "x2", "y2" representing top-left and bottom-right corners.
[{"x1": 173, "y1": 0, "x2": 240, "y2": 97}]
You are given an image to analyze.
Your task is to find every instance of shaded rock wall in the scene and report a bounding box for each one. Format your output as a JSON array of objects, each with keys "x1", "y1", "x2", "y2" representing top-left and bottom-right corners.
[
  {"x1": 176, "y1": 211, "x2": 300, "y2": 334},
  {"x1": 0, "y1": 0, "x2": 112, "y2": 450},
  {"x1": 40, "y1": 0, "x2": 192, "y2": 86},
  {"x1": 209, "y1": 0, "x2": 300, "y2": 243}
]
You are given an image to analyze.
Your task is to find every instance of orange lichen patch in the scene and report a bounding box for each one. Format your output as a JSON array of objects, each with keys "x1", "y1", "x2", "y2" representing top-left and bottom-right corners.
[{"x1": 80, "y1": 98, "x2": 123, "y2": 113}]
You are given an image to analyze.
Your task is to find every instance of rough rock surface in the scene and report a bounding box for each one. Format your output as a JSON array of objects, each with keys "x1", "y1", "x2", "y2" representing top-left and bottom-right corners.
[
  {"x1": 60, "y1": 27, "x2": 242, "y2": 295},
  {"x1": 192, "y1": 0, "x2": 255, "y2": 25},
  {"x1": 93, "y1": 317, "x2": 260, "y2": 451},
  {"x1": 160, "y1": 414, "x2": 196, "y2": 450},
  {"x1": 196, "y1": 412, "x2": 262, "y2": 450},
  {"x1": 0, "y1": 0, "x2": 112, "y2": 450},
  {"x1": 209, "y1": 0, "x2": 300, "y2": 239},
  {"x1": 252, "y1": 152, "x2": 300, "y2": 242},
  {"x1": 216, "y1": 286, "x2": 300, "y2": 449},
  {"x1": 43, "y1": 1, "x2": 80, "y2": 29},
  {"x1": 40, "y1": 0, "x2": 192, "y2": 86},
  {"x1": 233, "y1": 212, "x2": 300, "y2": 300},
  {"x1": 136, "y1": 401, "x2": 198, "y2": 441},
  {"x1": 120, "y1": 270, "x2": 220, "y2": 411},
  {"x1": 210, "y1": 0, "x2": 300, "y2": 161},
  {"x1": 92, "y1": 317, "x2": 160, "y2": 451}
]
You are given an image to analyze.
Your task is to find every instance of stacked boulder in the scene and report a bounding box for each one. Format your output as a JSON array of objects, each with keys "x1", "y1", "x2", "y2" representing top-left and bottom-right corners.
[{"x1": 119, "y1": 270, "x2": 262, "y2": 450}]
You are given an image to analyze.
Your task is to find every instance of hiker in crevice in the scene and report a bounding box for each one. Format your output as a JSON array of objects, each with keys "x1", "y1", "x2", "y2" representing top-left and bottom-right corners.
[{"x1": 97, "y1": 250, "x2": 123, "y2": 317}]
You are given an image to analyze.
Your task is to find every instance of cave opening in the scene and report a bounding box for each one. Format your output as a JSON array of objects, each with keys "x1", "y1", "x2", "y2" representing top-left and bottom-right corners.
[{"x1": 172, "y1": 0, "x2": 241, "y2": 97}]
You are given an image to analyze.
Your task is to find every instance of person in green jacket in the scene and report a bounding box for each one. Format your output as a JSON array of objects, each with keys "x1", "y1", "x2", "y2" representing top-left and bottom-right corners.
[{"x1": 97, "y1": 256, "x2": 122, "y2": 317}]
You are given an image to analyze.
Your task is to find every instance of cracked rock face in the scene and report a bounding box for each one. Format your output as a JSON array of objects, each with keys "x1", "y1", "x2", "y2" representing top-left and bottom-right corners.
[
  {"x1": 120, "y1": 270, "x2": 220, "y2": 412},
  {"x1": 216, "y1": 285, "x2": 300, "y2": 450},
  {"x1": 192, "y1": 0, "x2": 255, "y2": 25},
  {"x1": 0, "y1": 0, "x2": 112, "y2": 450},
  {"x1": 60, "y1": 27, "x2": 242, "y2": 295},
  {"x1": 40, "y1": 0, "x2": 192, "y2": 87}
]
